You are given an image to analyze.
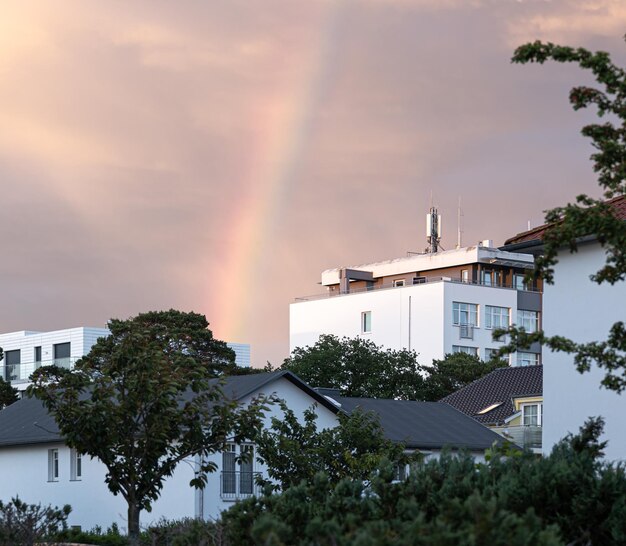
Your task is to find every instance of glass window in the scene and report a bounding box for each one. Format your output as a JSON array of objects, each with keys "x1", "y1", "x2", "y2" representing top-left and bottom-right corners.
[
  {"x1": 53, "y1": 343, "x2": 71, "y2": 368},
  {"x1": 517, "y1": 352, "x2": 540, "y2": 366},
  {"x1": 4, "y1": 350, "x2": 20, "y2": 382},
  {"x1": 522, "y1": 404, "x2": 542, "y2": 426},
  {"x1": 34, "y1": 346, "x2": 42, "y2": 365},
  {"x1": 393, "y1": 279, "x2": 405, "y2": 287},
  {"x1": 239, "y1": 445, "x2": 254, "y2": 495},
  {"x1": 514, "y1": 274, "x2": 527, "y2": 291},
  {"x1": 517, "y1": 310, "x2": 539, "y2": 333},
  {"x1": 361, "y1": 311, "x2": 372, "y2": 333},
  {"x1": 70, "y1": 449, "x2": 82, "y2": 481},
  {"x1": 222, "y1": 444, "x2": 237, "y2": 495},
  {"x1": 452, "y1": 345, "x2": 479, "y2": 356},
  {"x1": 485, "y1": 348, "x2": 508, "y2": 363},
  {"x1": 452, "y1": 302, "x2": 478, "y2": 327},
  {"x1": 48, "y1": 449, "x2": 59, "y2": 482},
  {"x1": 485, "y1": 306, "x2": 510, "y2": 329},
  {"x1": 461, "y1": 270, "x2": 469, "y2": 283}
]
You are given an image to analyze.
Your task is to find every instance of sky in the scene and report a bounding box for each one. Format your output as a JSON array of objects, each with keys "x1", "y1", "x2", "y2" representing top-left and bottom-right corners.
[{"x1": 1, "y1": 0, "x2": 625, "y2": 367}]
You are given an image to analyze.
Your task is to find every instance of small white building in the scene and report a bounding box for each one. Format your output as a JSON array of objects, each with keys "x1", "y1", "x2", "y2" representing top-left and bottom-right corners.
[
  {"x1": 290, "y1": 245, "x2": 542, "y2": 367},
  {"x1": 0, "y1": 328, "x2": 251, "y2": 390},
  {"x1": 0, "y1": 371, "x2": 503, "y2": 531},
  {"x1": 502, "y1": 195, "x2": 626, "y2": 460}
]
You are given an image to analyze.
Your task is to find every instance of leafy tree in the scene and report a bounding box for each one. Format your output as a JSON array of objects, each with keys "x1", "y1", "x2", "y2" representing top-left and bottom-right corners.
[
  {"x1": 282, "y1": 336, "x2": 502, "y2": 400},
  {"x1": 422, "y1": 352, "x2": 504, "y2": 401},
  {"x1": 282, "y1": 335, "x2": 424, "y2": 399},
  {"x1": 221, "y1": 419, "x2": 626, "y2": 545},
  {"x1": 254, "y1": 401, "x2": 414, "y2": 491},
  {"x1": 0, "y1": 497, "x2": 71, "y2": 546},
  {"x1": 501, "y1": 38, "x2": 626, "y2": 391},
  {"x1": 28, "y1": 310, "x2": 267, "y2": 545},
  {"x1": 0, "y1": 377, "x2": 18, "y2": 409}
]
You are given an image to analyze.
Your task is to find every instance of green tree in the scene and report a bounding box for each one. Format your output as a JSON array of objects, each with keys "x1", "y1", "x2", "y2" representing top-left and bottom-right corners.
[
  {"x1": 254, "y1": 401, "x2": 413, "y2": 491},
  {"x1": 221, "y1": 419, "x2": 626, "y2": 545},
  {"x1": 501, "y1": 38, "x2": 626, "y2": 391},
  {"x1": 282, "y1": 335, "x2": 423, "y2": 399},
  {"x1": 28, "y1": 310, "x2": 267, "y2": 545},
  {"x1": 423, "y1": 352, "x2": 505, "y2": 401},
  {"x1": 0, "y1": 377, "x2": 18, "y2": 409}
]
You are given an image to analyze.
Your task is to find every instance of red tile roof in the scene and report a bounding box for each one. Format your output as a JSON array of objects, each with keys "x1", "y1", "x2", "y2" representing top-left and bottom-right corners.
[{"x1": 504, "y1": 195, "x2": 626, "y2": 246}]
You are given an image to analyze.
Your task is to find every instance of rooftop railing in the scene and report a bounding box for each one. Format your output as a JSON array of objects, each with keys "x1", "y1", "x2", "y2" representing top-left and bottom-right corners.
[
  {"x1": 492, "y1": 424, "x2": 542, "y2": 450},
  {"x1": 0, "y1": 358, "x2": 78, "y2": 384},
  {"x1": 295, "y1": 276, "x2": 541, "y2": 302}
]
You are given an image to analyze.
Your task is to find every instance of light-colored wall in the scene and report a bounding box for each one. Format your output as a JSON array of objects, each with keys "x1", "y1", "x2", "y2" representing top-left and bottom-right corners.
[
  {"x1": 290, "y1": 280, "x2": 521, "y2": 366},
  {"x1": 542, "y1": 242, "x2": 626, "y2": 461}
]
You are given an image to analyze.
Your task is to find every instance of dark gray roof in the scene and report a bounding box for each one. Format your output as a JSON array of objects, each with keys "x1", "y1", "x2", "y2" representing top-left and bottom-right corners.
[
  {"x1": 441, "y1": 366, "x2": 543, "y2": 426},
  {"x1": 335, "y1": 396, "x2": 503, "y2": 451},
  {"x1": 0, "y1": 371, "x2": 340, "y2": 448}
]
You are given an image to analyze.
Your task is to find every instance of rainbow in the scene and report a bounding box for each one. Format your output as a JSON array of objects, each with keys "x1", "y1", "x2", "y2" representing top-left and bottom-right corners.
[{"x1": 209, "y1": 2, "x2": 346, "y2": 352}]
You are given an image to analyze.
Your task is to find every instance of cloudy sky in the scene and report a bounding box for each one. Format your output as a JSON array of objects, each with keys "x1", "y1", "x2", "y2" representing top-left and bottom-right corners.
[{"x1": 1, "y1": 0, "x2": 625, "y2": 366}]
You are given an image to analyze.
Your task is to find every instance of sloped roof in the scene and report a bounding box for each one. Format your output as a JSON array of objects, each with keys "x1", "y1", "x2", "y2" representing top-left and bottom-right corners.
[
  {"x1": 503, "y1": 195, "x2": 626, "y2": 248},
  {"x1": 0, "y1": 371, "x2": 340, "y2": 448},
  {"x1": 440, "y1": 366, "x2": 543, "y2": 426},
  {"x1": 334, "y1": 396, "x2": 503, "y2": 451}
]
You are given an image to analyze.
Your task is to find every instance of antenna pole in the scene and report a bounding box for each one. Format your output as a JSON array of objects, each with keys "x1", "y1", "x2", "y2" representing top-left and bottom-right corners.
[{"x1": 456, "y1": 196, "x2": 463, "y2": 249}]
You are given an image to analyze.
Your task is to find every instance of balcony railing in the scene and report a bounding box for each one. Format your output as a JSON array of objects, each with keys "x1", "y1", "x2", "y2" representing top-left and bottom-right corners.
[
  {"x1": 492, "y1": 425, "x2": 542, "y2": 450},
  {"x1": 220, "y1": 471, "x2": 263, "y2": 501},
  {"x1": 0, "y1": 358, "x2": 78, "y2": 383},
  {"x1": 295, "y1": 276, "x2": 541, "y2": 302}
]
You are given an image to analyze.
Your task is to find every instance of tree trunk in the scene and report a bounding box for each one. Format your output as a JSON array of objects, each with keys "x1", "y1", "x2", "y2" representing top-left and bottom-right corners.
[{"x1": 127, "y1": 502, "x2": 141, "y2": 546}]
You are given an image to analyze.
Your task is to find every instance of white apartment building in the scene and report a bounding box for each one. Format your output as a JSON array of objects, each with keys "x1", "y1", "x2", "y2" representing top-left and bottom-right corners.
[
  {"x1": 290, "y1": 244, "x2": 542, "y2": 367},
  {"x1": 0, "y1": 327, "x2": 251, "y2": 389}
]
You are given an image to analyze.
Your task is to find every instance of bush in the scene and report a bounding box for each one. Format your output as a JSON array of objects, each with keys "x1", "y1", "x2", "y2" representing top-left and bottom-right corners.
[
  {"x1": 0, "y1": 496, "x2": 70, "y2": 546},
  {"x1": 54, "y1": 522, "x2": 129, "y2": 545},
  {"x1": 141, "y1": 518, "x2": 221, "y2": 546}
]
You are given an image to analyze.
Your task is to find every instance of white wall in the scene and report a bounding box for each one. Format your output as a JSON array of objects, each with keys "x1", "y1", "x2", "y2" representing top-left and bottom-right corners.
[
  {"x1": 542, "y1": 242, "x2": 626, "y2": 461},
  {"x1": 290, "y1": 280, "x2": 520, "y2": 366}
]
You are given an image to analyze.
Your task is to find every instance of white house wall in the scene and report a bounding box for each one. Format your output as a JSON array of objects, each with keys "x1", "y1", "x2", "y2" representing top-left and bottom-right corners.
[{"x1": 542, "y1": 242, "x2": 626, "y2": 461}]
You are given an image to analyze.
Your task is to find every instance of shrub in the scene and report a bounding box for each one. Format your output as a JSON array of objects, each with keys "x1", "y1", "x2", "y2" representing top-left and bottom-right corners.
[{"x1": 0, "y1": 496, "x2": 70, "y2": 546}]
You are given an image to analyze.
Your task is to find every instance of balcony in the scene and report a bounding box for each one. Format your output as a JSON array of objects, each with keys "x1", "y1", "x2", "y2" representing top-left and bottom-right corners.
[
  {"x1": 295, "y1": 276, "x2": 541, "y2": 302},
  {"x1": 492, "y1": 425, "x2": 542, "y2": 451},
  {"x1": 220, "y1": 471, "x2": 263, "y2": 501},
  {"x1": 0, "y1": 358, "x2": 78, "y2": 384}
]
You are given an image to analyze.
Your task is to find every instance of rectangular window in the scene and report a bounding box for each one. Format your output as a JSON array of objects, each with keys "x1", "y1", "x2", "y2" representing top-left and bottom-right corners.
[
  {"x1": 34, "y1": 346, "x2": 42, "y2": 367},
  {"x1": 70, "y1": 449, "x2": 82, "y2": 481},
  {"x1": 393, "y1": 279, "x2": 405, "y2": 287},
  {"x1": 522, "y1": 404, "x2": 542, "y2": 426},
  {"x1": 48, "y1": 449, "x2": 59, "y2": 482},
  {"x1": 514, "y1": 274, "x2": 527, "y2": 291},
  {"x1": 452, "y1": 302, "x2": 478, "y2": 327},
  {"x1": 53, "y1": 343, "x2": 71, "y2": 368},
  {"x1": 361, "y1": 311, "x2": 372, "y2": 333},
  {"x1": 221, "y1": 444, "x2": 255, "y2": 499},
  {"x1": 516, "y1": 352, "x2": 540, "y2": 367},
  {"x1": 222, "y1": 444, "x2": 237, "y2": 495},
  {"x1": 517, "y1": 310, "x2": 539, "y2": 333},
  {"x1": 485, "y1": 348, "x2": 507, "y2": 363},
  {"x1": 239, "y1": 445, "x2": 254, "y2": 495},
  {"x1": 461, "y1": 269, "x2": 469, "y2": 283},
  {"x1": 485, "y1": 306, "x2": 510, "y2": 330},
  {"x1": 4, "y1": 350, "x2": 20, "y2": 382},
  {"x1": 452, "y1": 345, "x2": 479, "y2": 356}
]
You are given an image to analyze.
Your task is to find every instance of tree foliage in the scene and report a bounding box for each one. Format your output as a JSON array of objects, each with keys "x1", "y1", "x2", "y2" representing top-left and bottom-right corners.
[
  {"x1": 0, "y1": 497, "x2": 71, "y2": 546},
  {"x1": 0, "y1": 376, "x2": 18, "y2": 409},
  {"x1": 28, "y1": 310, "x2": 267, "y2": 544},
  {"x1": 503, "y1": 38, "x2": 626, "y2": 391},
  {"x1": 221, "y1": 419, "x2": 626, "y2": 546},
  {"x1": 254, "y1": 401, "x2": 414, "y2": 491},
  {"x1": 282, "y1": 336, "x2": 504, "y2": 400}
]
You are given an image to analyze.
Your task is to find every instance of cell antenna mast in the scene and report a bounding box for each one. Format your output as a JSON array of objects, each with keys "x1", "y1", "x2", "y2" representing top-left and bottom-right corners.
[{"x1": 426, "y1": 206, "x2": 442, "y2": 253}]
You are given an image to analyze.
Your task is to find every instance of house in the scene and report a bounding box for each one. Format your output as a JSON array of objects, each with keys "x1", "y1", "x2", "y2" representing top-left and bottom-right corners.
[
  {"x1": 0, "y1": 327, "x2": 251, "y2": 390},
  {"x1": 290, "y1": 244, "x2": 542, "y2": 366},
  {"x1": 0, "y1": 370, "x2": 503, "y2": 531},
  {"x1": 502, "y1": 195, "x2": 626, "y2": 460},
  {"x1": 440, "y1": 366, "x2": 543, "y2": 452}
]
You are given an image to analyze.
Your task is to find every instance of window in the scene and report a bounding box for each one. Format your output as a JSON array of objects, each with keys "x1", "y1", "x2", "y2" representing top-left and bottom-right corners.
[
  {"x1": 453, "y1": 302, "x2": 478, "y2": 327},
  {"x1": 485, "y1": 348, "x2": 507, "y2": 363},
  {"x1": 70, "y1": 449, "x2": 82, "y2": 481},
  {"x1": 53, "y1": 343, "x2": 71, "y2": 368},
  {"x1": 393, "y1": 279, "x2": 405, "y2": 287},
  {"x1": 514, "y1": 274, "x2": 527, "y2": 291},
  {"x1": 517, "y1": 310, "x2": 539, "y2": 333},
  {"x1": 522, "y1": 404, "x2": 542, "y2": 426},
  {"x1": 48, "y1": 449, "x2": 59, "y2": 482},
  {"x1": 517, "y1": 352, "x2": 540, "y2": 366},
  {"x1": 461, "y1": 269, "x2": 469, "y2": 283},
  {"x1": 4, "y1": 350, "x2": 20, "y2": 382},
  {"x1": 221, "y1": 444, "x2": 255, "y2": 499},
  {"x1": 482, "y1": 270, "x2": 501, "y2": 287},
  {"x1": 34, "y1": 346, "x2": 42, "y2": 368},
  {"x1": 485, "y1": 306, "x2": 510, "y2": 330},
  {"x1": 361, "y1": 311, "x2": 372, "y2": 333},
  {"x1": 452, "y1": 345, "x2": 479, "y2": 356}
]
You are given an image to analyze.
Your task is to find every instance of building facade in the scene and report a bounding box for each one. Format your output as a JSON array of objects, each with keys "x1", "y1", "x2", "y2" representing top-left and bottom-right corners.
[
  {"x1": 290, "y1": 245, "x2": 542, "y2": 367},
  {"x1": 0, "y1": 327, "x2": 251, "y2": 389}
]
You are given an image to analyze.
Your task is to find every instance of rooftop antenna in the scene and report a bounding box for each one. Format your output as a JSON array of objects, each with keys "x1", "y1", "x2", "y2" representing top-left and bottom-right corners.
[
  {"x1": 456, "y1": 196, "x2": 463, "y2": 249},
  {"x1": 426, "y1": 203, "x2": 442, "y2": 254}
]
